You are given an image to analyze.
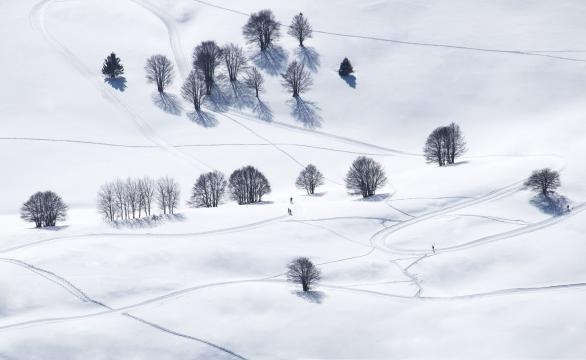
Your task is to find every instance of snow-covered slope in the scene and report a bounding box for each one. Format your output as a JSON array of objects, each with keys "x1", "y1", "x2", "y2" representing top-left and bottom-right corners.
[{"x1": 1, "y1": 0, "x2": 586, "y2": 358}]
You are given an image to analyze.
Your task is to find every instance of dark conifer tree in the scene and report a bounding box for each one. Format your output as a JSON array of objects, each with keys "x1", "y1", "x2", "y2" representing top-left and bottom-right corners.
[
  {"x1": 338, "y1": 57, "x2": 354, "y2": 76},
  {"x1": 102, "y1": 52, "x2": 124, "y2": 79}
]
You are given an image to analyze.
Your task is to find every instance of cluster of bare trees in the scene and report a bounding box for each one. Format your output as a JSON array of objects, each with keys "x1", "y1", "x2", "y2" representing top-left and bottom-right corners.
[
  {"x1": 345, "y1": 156, "x2": 388, "y2": 198},
  {"x1": 229, "y1": 166, "x2": 272, "y2": 205},
  {"x1": 423, "y1": 123, "x2": 467, "y2": 166},
  {"x1": 21, "y1": 191, "x2": 68, "y2": 228},
  {"x1": 97, "y1": 177, "x2": 180, "y2": 222},
  {"x1": 188, "y1": 171, "x2": 227, "y2": 208}
]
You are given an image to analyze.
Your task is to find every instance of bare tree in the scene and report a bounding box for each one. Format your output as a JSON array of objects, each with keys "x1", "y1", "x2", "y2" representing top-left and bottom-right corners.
[
  {"x1": 242, "y1": 9, "x2": 280, "y2": 52},
  {"x1": 281, "y1": 61, "x2": 313, "y2": 98},
  {"x1": 125, "y1": 178, "x2": 141, "y2": 219},
  {"x1": 98, "y1": 182, "x2": 117, "y2": 222},
  {"x1": 138, "y1": 176, "x2": 155, "y2": 217},
  {"x1": 295, "y1": 164, "x2": 324, "y2": 195},
  {"x1": 188, "y1": 171, "x2": 227, "y2": 208},
  {"x1": 423, "y1": 123, "x2": 467, "y2": 166},
  {"x1": 345, "y1": 156, "x2": 388, "y2": 198},
  {"x1": 157, "y1": 177, "x2": 180, "y2": 215},
  {"x1": 193, "y1": 41, "x2": 223, "y2": 95},
  {"x1": 288, "y1": 13, "x2": 312, "y2": 47},
  {"x1": 286, "y1": 257, "x2": 321, "y2": 292},
  {"x1": 229, "y1": 166, "x2": 271, "y2": 205},
  {"x1": 113, "y1": 179, "x2": 128, "y2": 220},
  {"x1": 525, "y1": 168, "x2": 561, "y2": 196},
  {"x1": 181, "y1": 70, "x2": 207, "y2": 112},
  {"x1": 223, "y1": 43, "x2": 247, "y2": 82},
  {"x1": 145, "y1": 54, "x2": 175, "y2": 93},
  {"x1": 21, "y1": 191, "x2": 68, "y2": 228},
  {"x1": 243, "y1": 67, "x2": 264, "y2": 99}
]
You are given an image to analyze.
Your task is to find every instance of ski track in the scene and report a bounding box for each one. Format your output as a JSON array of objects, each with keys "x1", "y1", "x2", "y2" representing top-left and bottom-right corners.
[
  {"x1": 29, "y1": 0, "x2": 211, "y2": 172},
  {"x1": 191, "y1": 0, "x2": 586, "y2": 63}
]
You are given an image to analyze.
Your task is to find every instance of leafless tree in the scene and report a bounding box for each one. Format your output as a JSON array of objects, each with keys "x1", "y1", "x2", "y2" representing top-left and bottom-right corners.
[
  {"x1": 98, "y1": 182, "x2": 117, "y2": 222},
  {"x1": 145, "y1": 54, "x2": 175, "y2": 93},
  {"x1": 281, "y1": 61, "x2": 313, "y2": 98},
  {"x1": 21, "y1": 191, "x2": 68, "y2": 228},
  {"x1": 295, "y1": 164, "x2": 324, "y2": 195},
  {"x1": 181, "y1": 70, "x2": 207, "y2": 112},
  {"x1": 98, "y1": 177, "x2": 159, "y2": 222},
  {"x1": 345, "y1": 156, "x2": 388, "y2": 198},
  {"x1": 424, "y1": 123, "x2": 467, "y2": 166},
  {"x1": 223, "y1": 43, "x2": 247, "y2": 82},
  {"x1": 288, "y1": 13, "x2": 312, "y2": 47},
  {"x1": 229, "y1": 166, "x2": 271, "y2": 205},
  {"x1": 286, "y1": 257, "x2": 321, "y2": 292},
  {"x1": 188, "y1": 171, "x2": 227, "y2": 208},
  {"x1": 113, "y1": 179, "x2": 128, "y2": 219},
  {"x1": 157, "y1": 177, "x2": 180, "y2": 215},
  {"x1": 243, "y1": 67, "x2": 264, "y2": 99},
  {"x1": 242, "y1": 9, "x2": 281, "y2": 52},
  {"x1": 525, "y1": 168, "x2": 561, "y2": 196},
  {"x1": 138, "y1": 176, "x2": 155, "y2": 216},
  {"x1": 193, "y1": 41, "x2": 223, "y2": 95}
]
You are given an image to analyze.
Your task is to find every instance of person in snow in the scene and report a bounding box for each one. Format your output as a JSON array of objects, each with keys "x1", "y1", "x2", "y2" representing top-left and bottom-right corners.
[
  {"x1": 567, "y1": 204, "x2": 571, "y2": 212},
  {"x1": 288, "y1": 208, "x2": 292, "y2": 216},
  {"x1": 432, "y1": 244, "x2": 436, "y2": 254},
  {"x1": 290, "y1": 197, "x2": 294, "y2": 204}
]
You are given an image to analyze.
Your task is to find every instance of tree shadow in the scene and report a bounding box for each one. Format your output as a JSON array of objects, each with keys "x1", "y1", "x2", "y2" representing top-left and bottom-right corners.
[
  {"x1": 294, "y1": 290, "x2": 326, "y2": 304},
  {"x1": 251, "y1": 45, "x2": 288, "y2": 76},
  {"x1": 187, "y1": 110, "x2": 219, "y2": 128},
  {"x1": 252, "y1": 100, "x2": 274, "y2": 122},
  {"x1": 529, "y1": 193, "x2": 570, "y2": 216},
  {"x1": 295, "y1": 46, "x2": 320, "y2": 72},
  {"x1": 356, "y1": 193, "x2": 391, "y2": 202},
  {"x1": 340, "y1": 74, "x2": 356, "y2": 89},
  {"x1": 151, "y1": 92, "x2": 183, "y2": 116},
  {"x1": 205, "y1": 78, "x2": 233, "y2": 112},
  {"x1": 230, "y1": 81, "x2": 256, "y2": 110},
  {"x1": 287, "y1": 97, "x2": 322, "y2": 128},
  {"x1": 111, "y1": 214, "x2": 186, "y2": 229},
  {"x1": 29, "y1": 225, "x2": 70, "y2": 231},
  {"x1": 104, "y1": 76, "x2": 127, "y2": 91}
]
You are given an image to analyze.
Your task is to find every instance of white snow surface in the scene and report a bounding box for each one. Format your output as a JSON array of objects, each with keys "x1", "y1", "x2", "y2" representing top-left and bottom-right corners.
[{"x1": 1, "y1": 0, "x2": 586, "y2": 358}]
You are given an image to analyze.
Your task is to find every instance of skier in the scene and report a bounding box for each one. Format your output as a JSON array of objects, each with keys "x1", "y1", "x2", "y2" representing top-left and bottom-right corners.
[
  {"x1": 290, "y1": 197, "x2": 294, "y2": 204},
  {"x1": 432, "y1": 244, "x2": 436, "y2": 254},
  {"x1": 288, "y1": 208, "x2": 292, "y2": 216},
  {"x1": 567, "y1": 204, "x2": 571, "y2": 213}
]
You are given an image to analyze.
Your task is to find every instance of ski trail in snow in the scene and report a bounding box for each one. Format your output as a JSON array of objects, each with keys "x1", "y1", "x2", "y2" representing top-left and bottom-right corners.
[
  {"x1": 191, "y1": 0, "x2": 586, "y2": 63},
  {"x1": 28, "y1": 0, "x2": 211, "y2": 172}
]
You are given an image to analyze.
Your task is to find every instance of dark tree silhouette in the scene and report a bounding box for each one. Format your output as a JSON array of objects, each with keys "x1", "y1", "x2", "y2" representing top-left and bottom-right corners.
[
  {"x1": 423, "y1": 123, "x2": 467, "y2": 166},
  {"x1": 193, "y1": 41, "x2": 223, "y2": 95},
  {"x1": 288, "y1": 13, "x2": 312, "y2": 47},
  {"x1": 102, "y1": 52, "x2": 124, "y2": 79},
  {"x1": 98, "y1": 177, "x2": 158, "y2": 222},
  {"x1": 229, "y1": 166, "x2": 271, "y2": 204},
  {"x1": 287, "y1": 257, "x2": 321, "y2": 292},
  {"x1": 525, "y1": 168, "x2": 561, "y2": 196},
  {"x1": 181, "y1": 70, "x2": 207, "y2": 112},
  {"x1": 223, "y1": 43, "x2": 247, "y2": 82},
  {"x1": 281, "y1": 61, "x2": 313, "y2": 98},
  {"x1": 338, "y1": 57, "x2": 354, "y2": 76},
  {"x1": 295, "y1": 164, "x2": 324, "y2": 195},
  {"x1": 244, "y1": 67, "x2": 265, "y2": 99},
  {"x1": 243, "y1": 9, "x2": 280, "y2": 52},
  {"x1": 345, "y1": 156, "x2": 388, "y2": 198},
  {"x1": 156, "y1": 177, "x2": 180, "y2": 215},
  {"x1": 145, "y1": 54, "x2": 175, "y2": 93},
  {"x1": 21, "y1": 191, "x2": 68, "y2": 228},
  {"x1": 188, "y1": 171, "x2": 227, "y2": 208}
]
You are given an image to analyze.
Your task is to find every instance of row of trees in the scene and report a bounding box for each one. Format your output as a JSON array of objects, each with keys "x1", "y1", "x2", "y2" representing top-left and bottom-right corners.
[{"x1": 97, "y1": 177, "x2": 180, "y2": 222}]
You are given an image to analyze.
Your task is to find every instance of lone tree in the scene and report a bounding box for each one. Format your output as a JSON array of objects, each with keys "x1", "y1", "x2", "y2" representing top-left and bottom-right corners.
[
  {"x1": 21, "y1": 191, "x2": 68, "y2": 228},
  {"x1": 102, "y1": 52, "x2": 124, "y2": 79},
  {"x1": 242, "y1": 9, "x2": 280, "y2": 52},
  {"x1": 345, "y1": 156, "x2": 388, "y2": 198},
  {"x1": 338, "y1": 58, "x2": 354, "y2": 76},
  {"x1": 287, "y1": 257, "x2": 321, "y2": 292},
  {"x1": 281, "y1": 61, "x2": 313, "y2": 98},
  {"x1": 423, "y1": 123, "x2": 467, "y2": 166},
  {"x1": 188, "y1": 171, "x2": 227, "y2": 208},
  {"x1": 145, "y1": 54, "x2": 175, "y2": 93},
  {"x1": 525, "y1": 168, "x2": 561, "y2": 196},
  {"x1": 244, "y1": 67, "x2": 264, "y2": 99},
  {"x1": 288, "y1": 13, "x2": 312, "y2": 47},
  {"x1": 156, "y1": 177, "x2": 181, "y2": 215},
  {"x1": 193, "y1": 41, "x2": 223, "y2": 95},
  {"x1": 295, "y1": 164, "x2": 324, "y2": 195},
  {"x1": 181, "y1": 70, "x2": 207, "y2": 112},
  {"x1": 223, "y1": 43, "x2": 247, "y2": 82},
  {"x1": 229, "y1": 165, "x2": 271, "y2": 204}
]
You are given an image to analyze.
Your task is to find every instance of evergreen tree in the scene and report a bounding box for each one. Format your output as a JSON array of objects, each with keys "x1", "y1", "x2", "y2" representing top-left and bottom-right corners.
[
  {"x1": 102, "y1": 52, "x2": 124, "y2": 79},
  {"x1": 338, "y1": 57, "x2": 354, "y2": 76}
]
